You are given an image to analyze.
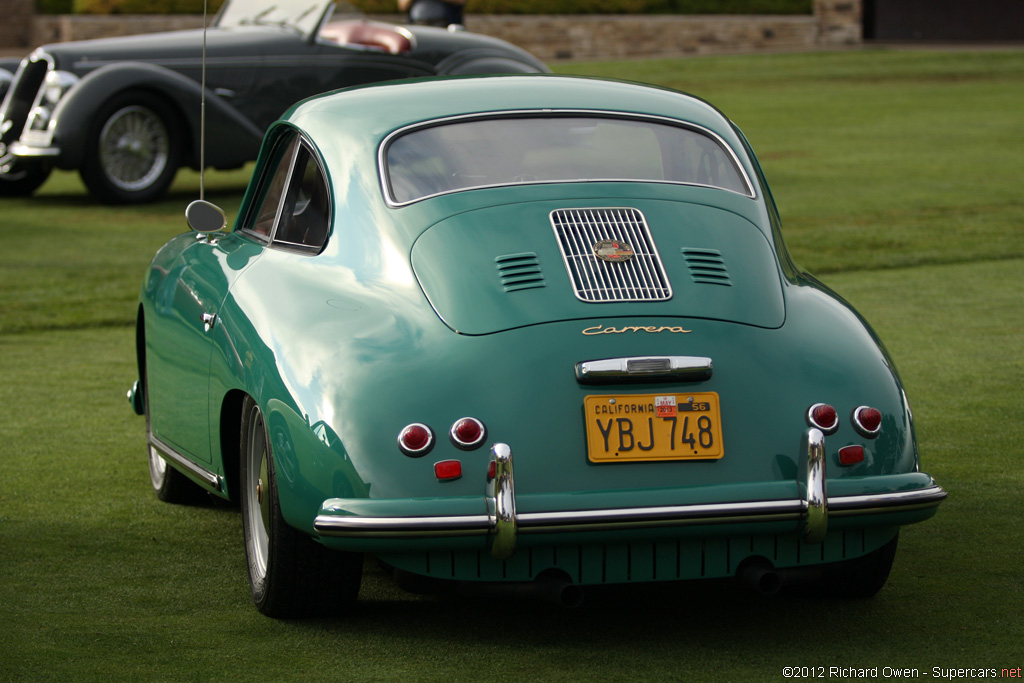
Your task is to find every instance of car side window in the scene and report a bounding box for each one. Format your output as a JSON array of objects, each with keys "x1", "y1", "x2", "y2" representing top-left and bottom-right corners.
[
  {"x1": 247, "y1": 134, "x2": 300, "y2": 239},
  {"x1": 272, "y1": 144, "x2": 331, "y2": 253},
  {"x1": 242, "y1": 132, "x2": 331, "y2": 253}
]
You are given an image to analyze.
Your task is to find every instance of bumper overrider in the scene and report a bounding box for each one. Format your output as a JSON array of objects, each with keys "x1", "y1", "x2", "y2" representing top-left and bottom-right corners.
[{"x1": 313, "y1": 429, "x2": 946, "y2": 559}]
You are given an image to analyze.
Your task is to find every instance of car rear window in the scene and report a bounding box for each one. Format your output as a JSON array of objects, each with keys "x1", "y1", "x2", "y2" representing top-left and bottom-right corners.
[{"x1": 383, "y1": 115, "x2": 753, "y2": 205}]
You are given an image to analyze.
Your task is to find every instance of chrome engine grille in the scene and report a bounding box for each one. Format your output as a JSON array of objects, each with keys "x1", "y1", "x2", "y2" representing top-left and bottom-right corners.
[{"x1": 550, "y1": 208, "x2": 672, "y2": 302}]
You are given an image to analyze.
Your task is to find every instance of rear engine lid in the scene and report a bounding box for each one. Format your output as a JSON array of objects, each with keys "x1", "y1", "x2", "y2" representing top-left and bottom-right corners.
[{"x1": 411, "y1": 199, "x2": 784, "y2": 335}]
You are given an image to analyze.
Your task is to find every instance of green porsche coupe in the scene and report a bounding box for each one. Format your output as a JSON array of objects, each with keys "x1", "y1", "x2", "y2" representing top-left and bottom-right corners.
[{"x1": 130, "y1": 73, "x2": 946, "y2": 617}]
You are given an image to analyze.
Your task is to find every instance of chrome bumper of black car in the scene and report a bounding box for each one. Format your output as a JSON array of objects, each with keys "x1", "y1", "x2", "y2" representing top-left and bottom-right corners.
[
  {"x1": 314, "y1": 431, "x2": 947, "y2": 560},
  {"x1": 9, "y1": 141, "x2": 59, "y2": 158}
]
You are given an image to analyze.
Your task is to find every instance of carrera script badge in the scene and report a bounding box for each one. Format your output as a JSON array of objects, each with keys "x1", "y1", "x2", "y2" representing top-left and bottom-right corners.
[
  {"x1": 582, "y1": 324, "x2": 691, "y2": 336},
  {"x1": 593, "y1": 239, "x2": 635, "y2": 262}
]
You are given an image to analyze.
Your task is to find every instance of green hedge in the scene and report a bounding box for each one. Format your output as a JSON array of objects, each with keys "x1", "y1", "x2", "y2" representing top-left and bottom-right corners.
[
  {"x1": 35, "y1": 0, "x2": 74, "y2": 12},
  {"x1": 40, "y1": 0, "x2": 811, "y2": 15}
]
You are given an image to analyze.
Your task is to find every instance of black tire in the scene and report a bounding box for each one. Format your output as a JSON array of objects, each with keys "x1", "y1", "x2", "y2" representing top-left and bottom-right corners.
[
  {"x1": 148, "y1": 446, "x2": 205, "y2": 504},
  {"x1": 239, "y1": 396, "x2": 362, "y2": 618},
  {"x1": 789, "y1": 533, "x2": 899, "y2": 599},
  {"x1": 0, "y1": 160, "x2": 52, "y2": 197},
  {"x1": 80, "y1": 91, "x2": 181, "y2": 204}
]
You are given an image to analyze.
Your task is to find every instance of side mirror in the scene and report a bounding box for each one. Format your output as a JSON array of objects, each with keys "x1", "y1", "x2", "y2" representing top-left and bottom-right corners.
[{"x1": 186, "y1": 199, "x2": 227, "y2": 233}]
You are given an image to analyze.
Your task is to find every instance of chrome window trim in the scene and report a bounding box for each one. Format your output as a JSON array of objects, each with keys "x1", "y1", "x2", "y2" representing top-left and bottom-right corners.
[
  {"x1": 239, "y1": 131, "x2": 333, "y2": 254},
  {"x1": 238, "y1": 131, "x2": 299, "y2": 243},
  {"x1": 269, "y1": 137, "x2": 333, "y2": 255},
  {"x1": 378, "y1": 109, "x2": 758, "y2": 208}
]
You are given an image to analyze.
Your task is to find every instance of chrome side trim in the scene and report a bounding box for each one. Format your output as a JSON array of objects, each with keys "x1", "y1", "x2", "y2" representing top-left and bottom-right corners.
[
  {"x1": 576, "y1": 355, "x2": 712, "y2": 384},
  {"x1": 148, "y1": 435, "x2": 223, "y2": 492},
  {"x1": 802, "y1": 428, "x2": 828, "y2": 543}
]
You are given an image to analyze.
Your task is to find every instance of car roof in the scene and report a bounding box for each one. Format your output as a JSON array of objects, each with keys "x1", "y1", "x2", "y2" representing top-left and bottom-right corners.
[{"x1": 285, "y1": 74, "x2": 745, "y2": 156}]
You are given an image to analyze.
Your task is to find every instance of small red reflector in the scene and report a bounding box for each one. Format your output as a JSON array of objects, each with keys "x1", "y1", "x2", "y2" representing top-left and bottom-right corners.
[
  {"x1": 853, "y1": 406, "x2": 882, "y2": 437},
  {"x1": 398, "y1": 423, "x2": 434, "y2": 456},
  {"x1": 808, "y1": 403, "x2": 839, "y2": 433},
  {"x1": 434, "y1": 459, "x2": 462, "y2": 481},
  {"x1": 838, "y1": 445, "x2": 865, "y2": 466}
]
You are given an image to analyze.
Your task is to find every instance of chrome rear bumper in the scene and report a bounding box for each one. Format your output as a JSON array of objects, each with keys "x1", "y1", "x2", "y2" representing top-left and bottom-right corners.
[{"x1": 314, "y1": 431, "x2": 946, "y2": 559}]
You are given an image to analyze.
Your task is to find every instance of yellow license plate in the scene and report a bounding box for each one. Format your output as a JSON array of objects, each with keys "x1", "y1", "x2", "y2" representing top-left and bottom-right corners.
[{"x1": 584, "y1": 392, "x2": 723, "y2": 462}]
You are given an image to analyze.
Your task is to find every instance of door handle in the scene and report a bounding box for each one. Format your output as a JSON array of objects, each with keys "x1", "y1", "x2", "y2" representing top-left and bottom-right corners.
[{"x1": 201, "y1": 313, "x2": 216, "y2": 332}]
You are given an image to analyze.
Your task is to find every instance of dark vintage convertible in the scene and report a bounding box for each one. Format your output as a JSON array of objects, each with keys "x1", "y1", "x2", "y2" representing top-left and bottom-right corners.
[
  {"x1": 131, "y1": 73, "x2": 946, "y2": 617},
  {"x1": 0, "y1": 0, "x2": 546, "y2": 203}
]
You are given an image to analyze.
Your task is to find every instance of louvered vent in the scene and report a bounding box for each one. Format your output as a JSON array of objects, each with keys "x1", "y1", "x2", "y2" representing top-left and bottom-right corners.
[
  {"x1": 682, "y1": 249, "x2": 732, "y2": 286},
  {"x1": 495, "y1": 252, "x2": 546, "y2": 292},
  {"x1": 550, "y1": 208, "x2": 672, "y2": 302}
]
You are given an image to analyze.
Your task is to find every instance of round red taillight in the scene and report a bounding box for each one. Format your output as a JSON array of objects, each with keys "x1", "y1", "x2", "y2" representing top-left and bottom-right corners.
[
  {"x1": 398, "y1": 423, "x2": 434, "y2": 457},
  {"x1": 852, "y1": 406, "x2": 883, "y2": 437},
  {"x1": 450, "y1": 417, "x2": 486, "y2": 450},
  {"x1": 807, "y1": 403, "x2": 839, "y2": 434}
]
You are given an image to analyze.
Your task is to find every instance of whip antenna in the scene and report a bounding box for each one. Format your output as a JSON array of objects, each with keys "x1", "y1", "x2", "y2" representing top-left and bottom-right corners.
[
  {"x1": 185, "y1": 0, "x2": 225, "y2": 233},
  {"x1": 200, "y1": 0, "x2": 208, "y2": 201}
]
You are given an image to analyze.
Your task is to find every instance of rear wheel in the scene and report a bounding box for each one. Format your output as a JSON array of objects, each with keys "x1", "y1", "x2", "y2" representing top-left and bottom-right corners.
[
  {"x1": 81, "y1": 91, "x2": 181, "y2": 204},
  {"x1": 240, "y1": 396, "x2": 362, "y2": 617}
]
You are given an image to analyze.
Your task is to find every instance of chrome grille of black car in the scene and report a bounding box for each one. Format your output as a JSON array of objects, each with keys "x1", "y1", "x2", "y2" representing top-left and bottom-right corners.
[
  {"x1": 0, "y1": 56, "x2": 47, "y2": 144},
  {"x1": 550, "y1": 208, "x2": 671, "y2": 302},
  {"x1": 682, "y1": 248, "x2": 732, "y2": 286}
]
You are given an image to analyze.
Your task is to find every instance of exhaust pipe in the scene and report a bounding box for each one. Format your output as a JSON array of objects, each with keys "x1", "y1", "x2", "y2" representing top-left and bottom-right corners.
[
  {"x1": 738, "y1": 559, "x2": 783, "y2": 595},
  {"x1": 737, "y1": 558, "x2": 825, "y2": 595}
]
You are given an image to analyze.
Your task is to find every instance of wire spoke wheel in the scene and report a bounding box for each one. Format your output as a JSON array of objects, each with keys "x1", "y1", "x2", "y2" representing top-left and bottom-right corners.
[
  {"x1": 82, "y1": 91, "x2": 180, "y2": 203},
  {"x1": 98, "y1": 105, "x2": 170, "y2": 192}
]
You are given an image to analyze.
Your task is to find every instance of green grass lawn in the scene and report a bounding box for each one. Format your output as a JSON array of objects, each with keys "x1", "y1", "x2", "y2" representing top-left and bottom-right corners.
[{"x1": 1, "y1": 48, "x2": 1022, "y2": 681}]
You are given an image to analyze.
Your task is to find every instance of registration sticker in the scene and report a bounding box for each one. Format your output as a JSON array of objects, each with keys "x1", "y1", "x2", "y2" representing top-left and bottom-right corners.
[{"x1": 655, "y1": 395, "x2": 677, "y2": 418}]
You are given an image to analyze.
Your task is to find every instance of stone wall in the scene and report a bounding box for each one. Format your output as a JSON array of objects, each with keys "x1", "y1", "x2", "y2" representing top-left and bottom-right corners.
[
  {"x1": 1, "y1": 0, "x2": 35, "y2": 53},
  {"x1": 451, "y1": 14, "x2": 827, "y2": 61},
  {"x1": 13, "y1": 2, "x2": 862, "y2": 61}
]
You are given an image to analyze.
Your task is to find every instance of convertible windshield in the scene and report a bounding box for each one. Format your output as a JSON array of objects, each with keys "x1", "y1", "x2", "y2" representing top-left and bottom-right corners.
[
  {"x1": 216, "y1": 0, "x2": 332, "y2": 37},
  {"x1": 384, "y1": 115, "x2": 753, "y2": 205}
]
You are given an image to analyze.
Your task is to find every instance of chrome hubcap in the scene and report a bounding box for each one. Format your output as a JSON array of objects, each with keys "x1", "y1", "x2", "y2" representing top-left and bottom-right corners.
[
  {"x1": 98, "y1": 105, "x2": 169, "y2": 191},
  {"x1": 245, "y1": 407, "x2": 271, "y2": 581},
  {"x1": 148, "y1": 447, "x2": 167, "y2": 490}
]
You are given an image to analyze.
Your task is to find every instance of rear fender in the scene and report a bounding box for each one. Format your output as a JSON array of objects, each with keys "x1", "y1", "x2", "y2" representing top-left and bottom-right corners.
[{"x1": 50, "y1": 62, "x2": 263, "y2": 169}]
